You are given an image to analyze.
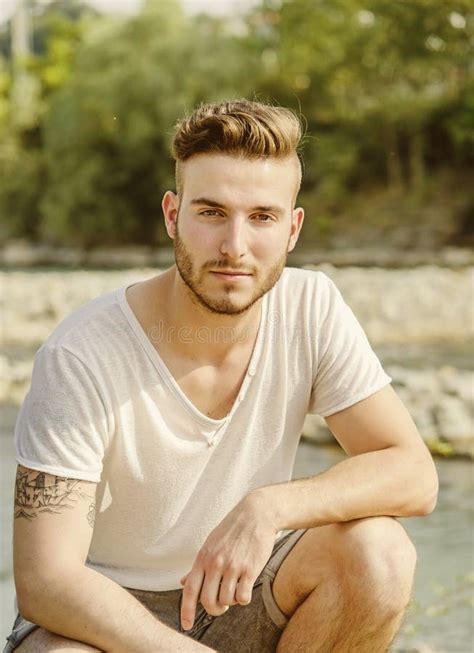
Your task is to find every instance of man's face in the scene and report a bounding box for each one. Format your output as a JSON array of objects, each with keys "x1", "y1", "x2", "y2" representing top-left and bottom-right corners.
[{"x1": 163, "y1": 153, "x2": 304, "y2": 315}]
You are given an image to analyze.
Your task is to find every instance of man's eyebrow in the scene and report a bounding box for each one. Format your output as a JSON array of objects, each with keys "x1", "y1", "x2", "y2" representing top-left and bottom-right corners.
[
  {"x1": 190, "y1": 197, "x2": 225, "y2": 208},
  {"x1": 190, "y1": 197, "x2": 285, "y2": 214},
  {"x1": 252, "y1": 204, "x2": 285, "y2": 215}
]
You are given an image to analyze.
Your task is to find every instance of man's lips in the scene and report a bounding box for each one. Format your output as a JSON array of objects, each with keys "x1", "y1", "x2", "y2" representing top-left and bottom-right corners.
[
  {"x1": 210, "y1": 270, "x2": 252, "y2": 280},
  {"x1": 210, "y1": 270, "x2": 252, "y2": 276}
]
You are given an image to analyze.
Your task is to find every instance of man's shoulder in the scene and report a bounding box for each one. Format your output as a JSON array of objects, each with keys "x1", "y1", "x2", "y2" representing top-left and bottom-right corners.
[
  {"x1": 42, "y1": 286, "x2": 125, "y2": 354},
  {"x1": 277, "y1": 266, "x2": 333, "y2": 299},
  {"x1": 280, "y1": 266, "x2": 324, "y2": 282}
]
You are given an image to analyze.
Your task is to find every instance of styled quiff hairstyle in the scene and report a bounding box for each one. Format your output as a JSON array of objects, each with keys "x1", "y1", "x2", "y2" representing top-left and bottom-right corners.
[{"x1": 171, "y1": 99, "x2": 305, "y2": 201}]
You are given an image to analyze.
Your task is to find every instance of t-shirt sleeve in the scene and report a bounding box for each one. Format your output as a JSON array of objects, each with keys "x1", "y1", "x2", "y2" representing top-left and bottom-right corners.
[
  {"x1": 308, "y1": 273, "x2": 392, "y2": 417},
  {"x1": 14, "y1": 345, "x2": 111, "y2": 482}
]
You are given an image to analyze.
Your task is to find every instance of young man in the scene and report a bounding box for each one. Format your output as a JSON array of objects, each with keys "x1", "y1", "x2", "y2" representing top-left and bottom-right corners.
[{"x1": 6, "y1": 100, "x2": 438, "y2": 653}]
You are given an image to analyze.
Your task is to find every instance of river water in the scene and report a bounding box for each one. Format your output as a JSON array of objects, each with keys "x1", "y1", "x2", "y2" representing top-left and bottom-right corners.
[{"x1": 1, "y1": 402, "x2": 472, "y2": 653}]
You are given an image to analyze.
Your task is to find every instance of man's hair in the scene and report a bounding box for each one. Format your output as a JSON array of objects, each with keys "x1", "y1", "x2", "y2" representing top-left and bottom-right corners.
[{"x1": 171, "y1": 99, "x2": 305, "y2": 200}]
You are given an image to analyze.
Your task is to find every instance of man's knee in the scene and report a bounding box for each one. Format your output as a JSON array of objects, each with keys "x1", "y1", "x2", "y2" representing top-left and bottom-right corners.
[
  {"x1": 15, "y1": 626, "x2": 102, "y2": 652},
  {"x1": 338, "y1": 516, "x2": 417, "y2": 571},
  {"x1": 337, "y1": 516, "x2": 417, "y2": 613}
]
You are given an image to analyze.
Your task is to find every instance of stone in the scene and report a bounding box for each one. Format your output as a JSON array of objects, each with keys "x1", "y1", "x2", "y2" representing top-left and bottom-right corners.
[
  {"x1": 434, "y1": 396, "x2": 473, "y2": 442},
  {"x1": 301, "y1": 414, "x2": 332, "y2": 444}
]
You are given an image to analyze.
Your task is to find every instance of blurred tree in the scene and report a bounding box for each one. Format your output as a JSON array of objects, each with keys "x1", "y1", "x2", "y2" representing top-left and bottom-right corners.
[
  {"x1": 247, "y1": 0, "x2": 473, "y2": 195},
  {"x1": 39, "y1": 0, "x2": 260, "y2": 246},
  {"x1": 0, "y1": 0, "x2": 472, "y2": 247},
  {"x1": 0, "y1": 0, "x2": 94, "y2": 240}
]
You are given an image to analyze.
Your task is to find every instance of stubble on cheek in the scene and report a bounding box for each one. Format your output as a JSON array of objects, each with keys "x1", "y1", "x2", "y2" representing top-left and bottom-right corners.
[{"x1": 173, "y1": 223, "x2": 290, "y2": 314}]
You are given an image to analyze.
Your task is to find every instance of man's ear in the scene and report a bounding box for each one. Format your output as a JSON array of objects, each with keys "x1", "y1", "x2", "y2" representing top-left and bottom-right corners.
[
  {"x1": 288, "y1": 207, "x2": 305, "y2": 253},
  {"x1": 162, "y1": 191, "x2": 179, "y2": 239}
]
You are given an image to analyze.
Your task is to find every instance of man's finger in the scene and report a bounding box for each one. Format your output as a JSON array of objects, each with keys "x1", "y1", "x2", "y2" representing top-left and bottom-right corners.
[
  {"x1": 181, "y1": 569, "x2": 204, "y2": 631},
  {"x1": 235, "y1": 572, "x2": 254, "y2": 606},
  {"x1": 200, "y1": 570, "x2": 230, "y2": 615},
  {"x1": 218, "y1": 570, "x2": 240, "y2": 606}
]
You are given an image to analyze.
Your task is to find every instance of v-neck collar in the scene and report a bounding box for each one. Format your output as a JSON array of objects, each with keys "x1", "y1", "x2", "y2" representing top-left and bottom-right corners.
[{"x1": 117, "y1": 283, "x2": 269, "y2": 428}]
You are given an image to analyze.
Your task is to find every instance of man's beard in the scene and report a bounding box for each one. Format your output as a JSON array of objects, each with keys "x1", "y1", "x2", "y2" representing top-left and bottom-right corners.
[{"x1": 173, "y1": 223, "x2": 289, "y2": 315}]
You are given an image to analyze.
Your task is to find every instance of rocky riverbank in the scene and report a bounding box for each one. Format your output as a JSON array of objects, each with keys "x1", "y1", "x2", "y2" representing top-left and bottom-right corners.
[
  {"x1": 2, "y1": 241, "x2": 474, "y2": 269},
  {"x1": 303, "y1": 365, "x2": 473, "y2": 458},
  {"x1": 1, "y1": 266, "x2": 472, "y2": 458}
]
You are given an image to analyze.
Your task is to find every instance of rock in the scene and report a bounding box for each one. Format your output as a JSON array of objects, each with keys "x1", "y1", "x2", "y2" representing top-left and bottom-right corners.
[
  {"x1": 0, "y1": 240, "x2": 84, "y2": 267},
  {"x1": 2, "y1": 266, "x2": 473, "y2": 345},
  {"x1": 388, "y1": 366, "x2": 442, "y2": 395},
  {"x1": 302, "y1": 364, "x2": 474, "y2": 457},
  {"x1": 85, "y1": 247, "x2": 152, "y2": 268},
  {"x1": 438, "y1": 366, "x2": 473, "y2": 403},
  {"x1": 301, "y1": 414, "x2": 332, "y2": 444},
  {"x1": 2, "y1": 243, "x2": 474, "y2": 268},
  {"x1": 434, "y1": 396, "x2": 473, "y2": 458},
  {"x1": 0, "y1": 357, "x2": 33, "y2": 405},
  {"x1": 440, "y1": 247, "x2": 474, "y2": 267},
  {"x1": 291, "y1": 247, "x2": 474, "y2": 268},
  {"x1": 2, "y1": 240, "x2": 42, "y2": 266}
]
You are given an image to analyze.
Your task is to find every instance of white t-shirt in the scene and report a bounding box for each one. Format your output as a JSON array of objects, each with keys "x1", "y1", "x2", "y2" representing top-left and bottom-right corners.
[{"x1": 14, "y1": 267, "x2": 391, "y2": 591}]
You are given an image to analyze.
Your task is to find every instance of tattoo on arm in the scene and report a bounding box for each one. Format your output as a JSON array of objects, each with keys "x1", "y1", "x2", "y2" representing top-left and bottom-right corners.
[{"x1": 14, "y1": 467, "x2": 95, "y2": 528}]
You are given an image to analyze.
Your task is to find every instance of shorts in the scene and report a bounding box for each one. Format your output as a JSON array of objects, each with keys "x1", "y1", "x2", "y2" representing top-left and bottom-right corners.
[{"x1": 3, "y1": 528, "x2": 307, "y2": 653}]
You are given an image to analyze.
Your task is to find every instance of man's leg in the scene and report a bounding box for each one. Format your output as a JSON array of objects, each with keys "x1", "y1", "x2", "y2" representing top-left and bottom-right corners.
[
  {"x1": 14, "y1": 624, "x2": 215, "y2": 652},
  {"x1": 14, "y1": 628, "x2": 100, "y2": 652},
  {"x1": 272, "y1": 516, "x2": 417, "y2": 652}
]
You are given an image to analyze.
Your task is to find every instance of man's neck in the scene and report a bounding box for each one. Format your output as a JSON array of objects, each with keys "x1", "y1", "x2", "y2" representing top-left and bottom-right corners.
[{"x1": 150, "y1": 266, "x2": 263, "y2": 365}]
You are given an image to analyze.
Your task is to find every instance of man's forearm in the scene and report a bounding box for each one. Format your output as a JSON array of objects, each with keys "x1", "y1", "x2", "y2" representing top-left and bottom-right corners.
[
  {"x1": 251, "y1": 445, "x2": 438, "y2": 531},
  {"x1": 19, "y1": 565, "x2": 215, "y2": 653}
]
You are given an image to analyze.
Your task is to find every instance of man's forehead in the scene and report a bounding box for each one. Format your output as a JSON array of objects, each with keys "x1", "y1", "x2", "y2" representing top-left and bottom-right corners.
[
  {"x1": 180, "y1": 153, "x2": 300, "y2": 192},
  {"x1": 181, "y1": 152, "x2": 298, "y2": 175},
  {"x1": 176, "y1": 153, "x2": 302, "y2": 209}
]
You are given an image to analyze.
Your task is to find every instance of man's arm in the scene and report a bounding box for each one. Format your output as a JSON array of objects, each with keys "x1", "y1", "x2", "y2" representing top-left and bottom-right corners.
[
  {"x1": 14, "y1": 465, "x2": 215, "y2": 653},
  {"x1": 250, "y1": 385, "x2": 439, "y2": 531}
]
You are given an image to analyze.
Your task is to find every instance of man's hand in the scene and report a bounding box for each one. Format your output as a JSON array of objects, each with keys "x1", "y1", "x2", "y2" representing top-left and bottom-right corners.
[{"x1": 179, "y1": 492, "x2": 276, "y2": 632}]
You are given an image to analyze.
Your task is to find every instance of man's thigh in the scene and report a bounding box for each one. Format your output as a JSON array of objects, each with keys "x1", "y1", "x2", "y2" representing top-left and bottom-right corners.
[
  {"x1": 5, "y1": 529, "x2": 308, "y2": 653},
  {"x1": 11, "y1": 625, "x2": 100, "y2": 652},
  {"x1": 271, "y1": 515, "x2": 415, "y2": 621}
]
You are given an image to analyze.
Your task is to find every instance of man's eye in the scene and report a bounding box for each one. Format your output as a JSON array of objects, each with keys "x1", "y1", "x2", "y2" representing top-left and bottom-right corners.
[
  {"x1": 200, "y1": 209, "x2": 221, "y2": 216},
  {"x1": 253, "y1": 214, "x2": 274, "y2": 222}
]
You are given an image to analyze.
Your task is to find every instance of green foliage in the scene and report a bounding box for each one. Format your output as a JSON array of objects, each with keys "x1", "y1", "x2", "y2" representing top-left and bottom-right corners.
[
  {"x1": 445, "y1": 80, "x2": 474, "y2": 160},
  {"x1": 0, "y1": 0, "x2": 93, "y2": 239},
  {"x1": 0, "y1": 58, "x2": 11, "y2": 125},
  {"x1": 0, "y1": 0, "x2": 472, "y2": 246},
  {"x1": 37, "y1": 0, "x2": 260, "y2": 246},
  {"x1": 426, "y1": 438, "x2": 456, "y2": 458},
  {"x1": 0, "y1": 134, "x2": 44, "y2": 240},
  {"x1": 251, "y1": 0, "x2": 473, "y2": 195}
]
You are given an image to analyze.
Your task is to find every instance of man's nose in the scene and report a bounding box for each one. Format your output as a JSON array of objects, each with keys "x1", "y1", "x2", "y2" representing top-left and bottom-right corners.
[{"x1": 220, "y1": 219, "x2": 248, "y2": 260}]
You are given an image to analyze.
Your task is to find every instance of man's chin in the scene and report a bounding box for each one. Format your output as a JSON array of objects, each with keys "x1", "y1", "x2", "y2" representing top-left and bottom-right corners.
[
  {"x1": 191, "y1": 278, "x2": 258, "y2": 315},
  {"x1": 198, "y1": 296, "x2": 256, "y2": 316}
]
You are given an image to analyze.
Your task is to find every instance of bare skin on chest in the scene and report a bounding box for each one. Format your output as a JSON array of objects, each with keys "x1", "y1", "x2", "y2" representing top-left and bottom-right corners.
[
  {"x1": 126, "y1": 277, "x2": 259, "y2": 420},
  {"x1": 159, "y1": 348, "x2": 253, "y2": 420}
]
